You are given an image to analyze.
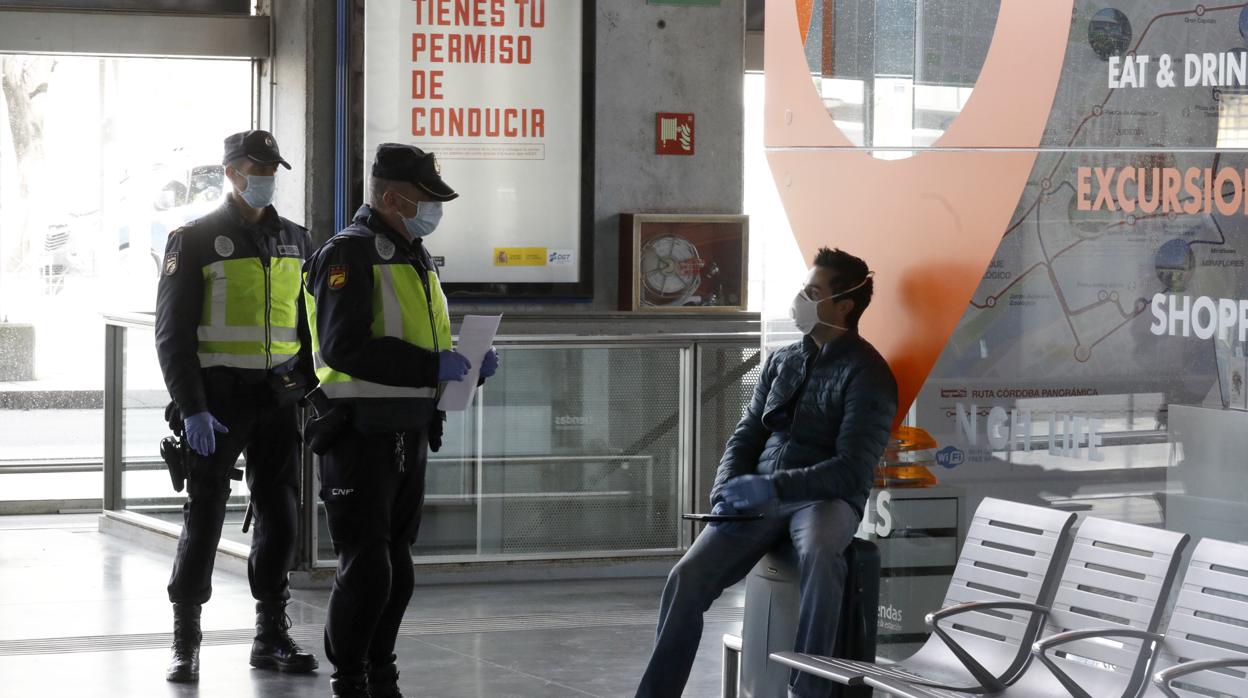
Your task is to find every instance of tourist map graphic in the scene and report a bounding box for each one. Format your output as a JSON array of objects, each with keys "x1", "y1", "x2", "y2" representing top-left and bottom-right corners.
[{"x1": 932, "y1": 1, "x2": 1248, "y2": 396}]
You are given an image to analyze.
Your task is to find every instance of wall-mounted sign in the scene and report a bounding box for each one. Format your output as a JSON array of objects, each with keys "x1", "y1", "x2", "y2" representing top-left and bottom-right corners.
[
  {"x1": 655, "y1": 112, "x2": 695, "y2": 155},
  {"x1": 364, "y1": 0, "x2": 593, "y2": 298}
]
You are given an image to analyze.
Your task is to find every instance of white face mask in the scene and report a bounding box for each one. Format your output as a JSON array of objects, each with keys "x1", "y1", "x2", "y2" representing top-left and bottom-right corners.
[
  {"x1": 789, "y1": 272, "x2": 874, "y2": 335},
  {"x1": 236, "y1": 173, "x2": 276, "y2": 209},
  {"x1": 394, "y1": 194, "x2": 442, "y2": 238}
]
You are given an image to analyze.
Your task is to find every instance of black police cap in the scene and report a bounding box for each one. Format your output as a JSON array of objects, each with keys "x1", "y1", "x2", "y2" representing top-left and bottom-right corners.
[
  {"x1": 223, "y1": 130, "x2": 291, "y2": 170},
  {"x1": 372, "y1": 143, "x2": 458, "y2": 201}
]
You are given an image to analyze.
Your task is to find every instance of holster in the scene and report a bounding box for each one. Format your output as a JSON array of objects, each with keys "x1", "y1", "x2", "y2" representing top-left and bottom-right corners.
[
  {"x1": 304, "y1": 387, "x2": 349, "y2": 455},
  {"x1": 160, "y1": 435, "x2": 189, "y2": 493},
  {"x1": 164, "y1": 401, "x2": 185, "y2": 436}
]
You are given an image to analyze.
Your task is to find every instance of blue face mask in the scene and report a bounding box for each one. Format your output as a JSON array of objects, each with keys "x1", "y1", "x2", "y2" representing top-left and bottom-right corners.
[
  {"x1": 238, "y1": 174, "x2": 276, "y2": 209},
  {"x1": 394, "y1": 194, "x2": 442, "y2": 238}
]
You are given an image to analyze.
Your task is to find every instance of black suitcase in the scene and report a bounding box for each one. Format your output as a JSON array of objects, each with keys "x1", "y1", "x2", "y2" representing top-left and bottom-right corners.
[{"x1": 740, "y1": 537, "x2": 880, "y2": 698}]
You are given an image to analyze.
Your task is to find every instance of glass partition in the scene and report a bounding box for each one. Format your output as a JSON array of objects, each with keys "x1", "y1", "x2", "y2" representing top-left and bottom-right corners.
[
  {"x1": 314, "y1": 344, "x2": 694, "y2": 564},
  {"x1": 118, "y1": 323, "x2": 252, "y2": 543}
]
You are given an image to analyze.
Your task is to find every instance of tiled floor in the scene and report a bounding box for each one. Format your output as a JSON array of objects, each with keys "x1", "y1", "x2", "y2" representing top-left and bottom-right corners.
[{"x1": 0, "y1": 515, "x2": 743, "y2": 697}]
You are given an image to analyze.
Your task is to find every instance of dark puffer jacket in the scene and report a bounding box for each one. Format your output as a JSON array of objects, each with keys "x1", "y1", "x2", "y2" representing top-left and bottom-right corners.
[{"x1": 710, "y1": 332, "x2": 898, "y2": 517}]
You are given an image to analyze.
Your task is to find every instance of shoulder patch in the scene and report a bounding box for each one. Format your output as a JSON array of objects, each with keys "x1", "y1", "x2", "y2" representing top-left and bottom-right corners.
[
  {"x1": 328, "y1": 265, "x2": 348, "y2": 290},
  {"x1": 163, "y1": 253, "x2": 179, "y2": 276},
  {"x1": 213, "y1": 235, "x2": 235, "y2": 257}
]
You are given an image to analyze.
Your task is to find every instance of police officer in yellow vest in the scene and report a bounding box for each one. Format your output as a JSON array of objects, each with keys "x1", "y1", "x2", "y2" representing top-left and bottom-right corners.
[
  {"x1": 155, "y1": 130, "x2": 318, "y2": 682},
  {"x1": 303, "y1": 144, "x2": 497, "y2": 698}
]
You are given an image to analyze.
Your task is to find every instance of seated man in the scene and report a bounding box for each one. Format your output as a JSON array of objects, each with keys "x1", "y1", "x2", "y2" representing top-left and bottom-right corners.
[{"x1": 635, "y1": 247, "x2": 898, "y2": 698}]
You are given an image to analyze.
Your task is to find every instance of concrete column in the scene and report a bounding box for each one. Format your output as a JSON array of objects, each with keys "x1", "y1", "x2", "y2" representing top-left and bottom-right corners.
[{"x1": 263, "y1": 0, "x2": 338, "y2": 242}]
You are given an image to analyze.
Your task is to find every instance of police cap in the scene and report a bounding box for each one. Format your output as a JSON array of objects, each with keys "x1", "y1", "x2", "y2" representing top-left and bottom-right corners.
[
  {"x1": 372, "y1": 143, "x2": 458, "y2": 202},
  {"x1": 223, "y1": 130, "x2": 291, "y2": 170}
]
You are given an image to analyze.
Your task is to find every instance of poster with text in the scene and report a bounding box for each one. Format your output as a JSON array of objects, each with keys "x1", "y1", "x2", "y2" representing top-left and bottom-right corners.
[{"x1": 365, "y1": 0, "x2": 584, "y2": 288}]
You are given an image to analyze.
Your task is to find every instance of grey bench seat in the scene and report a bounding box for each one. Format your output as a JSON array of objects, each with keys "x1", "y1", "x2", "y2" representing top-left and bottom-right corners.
[
  {"x1": 770, "y1": 497, "x2": 1075, "y2": 693},
  {"x1": 1032, "y1": 536, "x2": 1248, "y2": 698},
  {"x1": 860, "y1": 517, "x2": 1191, "y2": 698}
]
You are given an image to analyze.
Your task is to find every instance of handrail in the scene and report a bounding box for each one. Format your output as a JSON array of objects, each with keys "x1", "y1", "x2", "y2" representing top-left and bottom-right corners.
[{"x1": 101, "y1": 311, "x2": 762, "y2": 345}]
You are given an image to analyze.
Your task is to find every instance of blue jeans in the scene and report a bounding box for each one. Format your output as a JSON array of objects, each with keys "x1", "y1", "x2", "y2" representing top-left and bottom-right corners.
[{"x1": 636, "y1": 499, "x2": 860, "y2": 698}]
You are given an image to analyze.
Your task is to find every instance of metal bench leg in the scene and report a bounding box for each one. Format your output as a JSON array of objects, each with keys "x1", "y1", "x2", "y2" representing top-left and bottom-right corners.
[{"x1": 723, "y1": 637, "x2": 741, "y2": 698}]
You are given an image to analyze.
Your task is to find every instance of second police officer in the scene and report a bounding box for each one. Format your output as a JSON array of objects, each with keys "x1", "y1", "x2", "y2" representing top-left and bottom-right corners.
[
  {"x1": 302, "y1": 143, "x2": 498, "y2": 698},
  {"x1": 154, "y1": 130, "x2": 319, "y2": 682}
]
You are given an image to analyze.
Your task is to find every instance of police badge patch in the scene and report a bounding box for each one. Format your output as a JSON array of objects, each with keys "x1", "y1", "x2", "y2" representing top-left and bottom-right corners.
[
  {"x1": 164, "y1": 253, "x2": 179, "y2": 276},
  {"x1": 213, "y1": 235, "x2": 235, "y2": 257},
  {"x1": 328, "y1": 265, "x2": 348, "y2": 290},
  {"x1": 375, "y1": 235, "x2": 396, "y2": 261}
]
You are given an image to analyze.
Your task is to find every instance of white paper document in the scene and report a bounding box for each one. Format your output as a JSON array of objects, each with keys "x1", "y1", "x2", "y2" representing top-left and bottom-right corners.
[{"x1": 437, "y1": 314, "x2": 502, "y2": 412}]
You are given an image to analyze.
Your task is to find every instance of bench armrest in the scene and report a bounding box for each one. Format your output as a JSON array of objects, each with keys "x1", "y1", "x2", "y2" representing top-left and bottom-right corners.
[
  {"x1": 1153, "y1": 657, "x2": 1248, "y2": 698},
  {"x1": 923, "y1": 601, "x2": 1050, "y2": 692},
  {"x1": 926, "y1": 600, "x2": 1048, "y2": 627},
  {"x1": 1032, "y1": 627, "x2": 1163, "y2": 655},
  {"x1": 1032, "y1": 627, "x2": 1162, "y2": 698}
]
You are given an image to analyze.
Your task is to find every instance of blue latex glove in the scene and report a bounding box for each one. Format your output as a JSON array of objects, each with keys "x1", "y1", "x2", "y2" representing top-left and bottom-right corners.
[
  {"x1": 438, "y1": 350, "x2": 471, "y2": 382},
  {"x1": 721, "y1": 474, "x2": 777, "y2": 512},
  {"x1": 708, "y1": 500, "x2": 742, "y2": 532},
  {"x1": 480, "y1": 347, "x2": 499, "y2": 379},
  {"x1": 184, "y1": 411, "x2": 229, "y2": 457}
]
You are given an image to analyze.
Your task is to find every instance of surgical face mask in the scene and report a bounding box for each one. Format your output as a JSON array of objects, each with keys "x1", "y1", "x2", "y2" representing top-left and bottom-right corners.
[
  {"x1": 394, "y1": 194, "x2": 442, "y2": 238},
  {"x1": 237, "y1": 174, "x2": 276, "y2": 209},
  {"x1": 789, "y1": 272, "x2": 874, "y2": 335}
]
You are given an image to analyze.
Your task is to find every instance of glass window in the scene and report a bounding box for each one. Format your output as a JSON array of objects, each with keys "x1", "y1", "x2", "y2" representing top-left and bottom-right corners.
[
  {"x1": 754, "y1": 0, "x2": 1248, "y2": 666},
  {"x1": 0, "y1": 55, "x2": 251, "y2": 506},
  {"x1": 799, "y1": 0, "x2": 1001, "y2": 154}
]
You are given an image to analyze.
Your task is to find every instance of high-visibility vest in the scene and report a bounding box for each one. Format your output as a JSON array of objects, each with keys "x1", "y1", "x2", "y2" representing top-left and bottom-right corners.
[
  {"x1": 306, "y1": 255, "x2": 452, "y2": 401},
  {"x1": 197, "y1": 256, "x2": 303, "y2": 370}
]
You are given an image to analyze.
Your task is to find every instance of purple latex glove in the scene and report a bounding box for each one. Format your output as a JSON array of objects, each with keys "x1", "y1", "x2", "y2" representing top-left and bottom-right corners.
[
  {"x1": 480, "y1": 347, "x2": 499, "y2": 379},
  {"x1": 184, "y1": 411, "x2": 229, "y2": 456},
  {"x1": 438, "y1": 350, "x2": 471, "y2": 382}
]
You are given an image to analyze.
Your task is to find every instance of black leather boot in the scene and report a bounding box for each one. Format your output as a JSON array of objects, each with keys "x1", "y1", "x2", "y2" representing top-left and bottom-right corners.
[
  {"x1": 250, "y1": 601, "x2": 319, "y2": 673},
  {"x1": 368, "y1": 658, "x2": 403, "y2": 698},
  {"x1": 166, "y1": 602, "x2": 201, "y2": 683},
  {"x1": 331, "y1": 674, "x2": 371, "y2": 698}
]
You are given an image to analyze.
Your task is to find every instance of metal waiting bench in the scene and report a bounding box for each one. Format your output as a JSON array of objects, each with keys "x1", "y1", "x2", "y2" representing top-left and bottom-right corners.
[
  {"x1": 767, "y1": 498, "x2": 1076, "y2": 695},
  {"x1": 1142, "y1": 537, "x2": 1248, "y2": 698},
  {"x1": 777, "y1": 513, "x2": 1195, "y2": 698},
  {"x1": 862, "y1": 535, "x2": 1248, "y2": 698}
]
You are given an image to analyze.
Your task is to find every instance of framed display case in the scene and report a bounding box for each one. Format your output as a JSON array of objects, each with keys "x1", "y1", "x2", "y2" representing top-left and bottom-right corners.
[{"x1": 618, "y1": 213, "x2": 749, "y2": 312}]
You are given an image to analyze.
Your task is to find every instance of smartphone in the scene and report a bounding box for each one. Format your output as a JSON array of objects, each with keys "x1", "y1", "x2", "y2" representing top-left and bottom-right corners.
[{"x1": 681, "y1": 513, "x2": 765, "y2": 522}]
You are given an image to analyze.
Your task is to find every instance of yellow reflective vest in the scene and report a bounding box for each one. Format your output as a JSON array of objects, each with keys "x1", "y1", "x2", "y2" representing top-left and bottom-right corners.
[{"x1": 303, "y1": 223, "x2": 452, "y2": 403}]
